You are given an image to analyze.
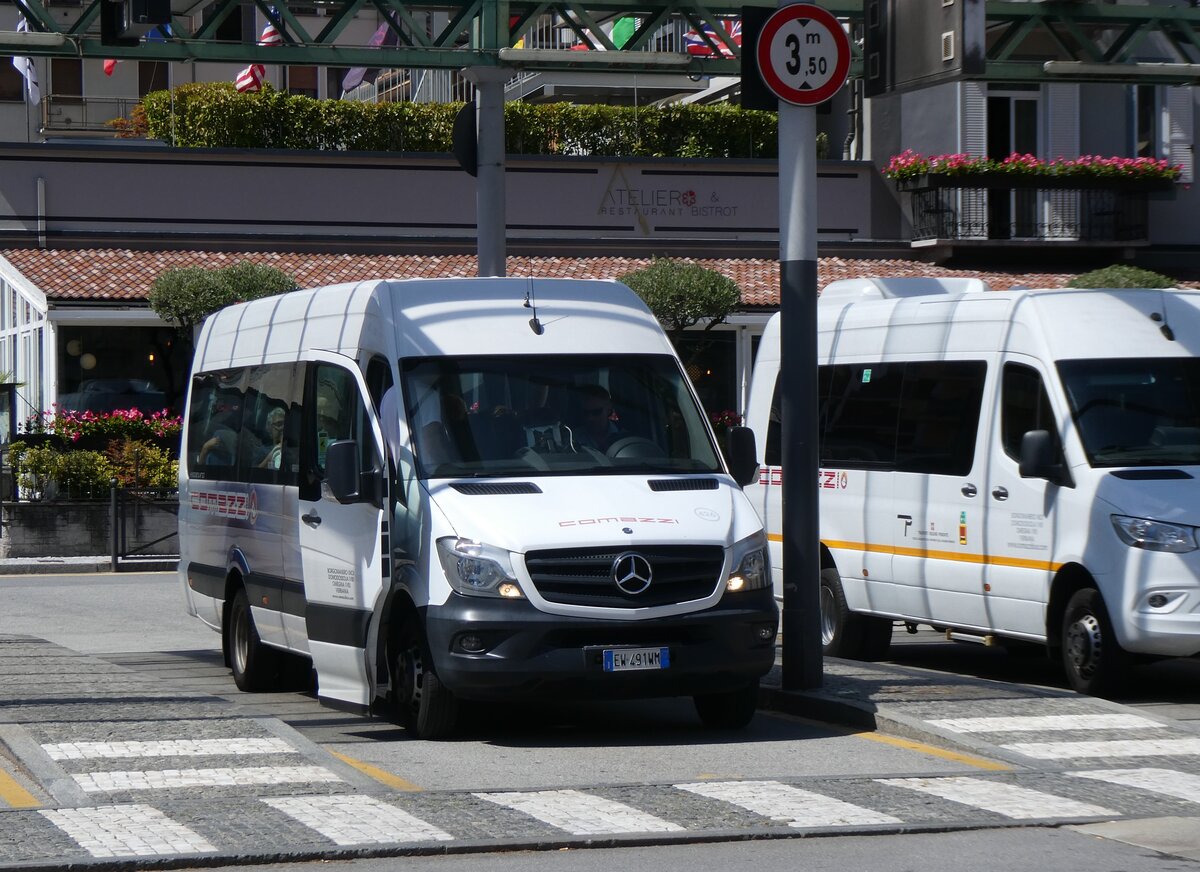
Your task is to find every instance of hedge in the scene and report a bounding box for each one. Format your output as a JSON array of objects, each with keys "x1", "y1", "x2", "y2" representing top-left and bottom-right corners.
[{"x1": 134, "y1": 83, "x2": 828, "y2": 159}]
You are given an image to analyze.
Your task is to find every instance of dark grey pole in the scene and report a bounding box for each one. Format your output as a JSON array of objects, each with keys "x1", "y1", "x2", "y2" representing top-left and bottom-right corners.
[
  {"x1": 467, "y1": 67, "x2": 508, "y2": 277},
  {"x1": 778, "y1": 79, "x2": 823, "y2": 690}
]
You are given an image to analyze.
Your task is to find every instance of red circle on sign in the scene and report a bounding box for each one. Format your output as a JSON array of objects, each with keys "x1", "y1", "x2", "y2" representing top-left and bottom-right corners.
[{"x1": 756, "y1": 3, "x2": 850, "y2": 106}]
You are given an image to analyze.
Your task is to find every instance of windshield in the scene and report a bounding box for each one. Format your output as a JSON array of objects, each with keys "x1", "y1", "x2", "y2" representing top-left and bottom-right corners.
[
  {"x1": 1058, "y1": 358, "x2": 1200, "y2": 467},
  {"x1": 401, "y1": 354, "x2": 723, "y2": 479}
]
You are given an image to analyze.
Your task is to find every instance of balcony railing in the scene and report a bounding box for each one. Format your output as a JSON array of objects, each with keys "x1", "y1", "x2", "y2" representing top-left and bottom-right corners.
[
  {"x1": 897, "y1": 173, "x2": 1175, "y2": 246},
  {"x1": 40, "y1": 94, "x2": 144, "y2": 135}
]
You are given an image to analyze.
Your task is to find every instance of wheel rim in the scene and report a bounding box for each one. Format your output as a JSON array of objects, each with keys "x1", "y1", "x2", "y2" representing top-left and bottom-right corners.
[
  {"x1": 819, "y1": 583, "x2": 837, "y2": 646},
  {"x1": 232, "y1": 603, "x2": 250, "y2": 676},
  {"x1": 1065, "y1": 611, "x2": 1103, "y2": 680},
  {"x1": 397, "y1": 641, "x2": 424, "y2": 717}
]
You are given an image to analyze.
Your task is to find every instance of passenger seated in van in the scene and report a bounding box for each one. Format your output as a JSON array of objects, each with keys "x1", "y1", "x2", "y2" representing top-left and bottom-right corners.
[
  {"x1": 257, "y1": 407, "x2": 286, "y2": 470},
  {"x1": 198, "y1": 397, "x2": 242, "y2": 466}
]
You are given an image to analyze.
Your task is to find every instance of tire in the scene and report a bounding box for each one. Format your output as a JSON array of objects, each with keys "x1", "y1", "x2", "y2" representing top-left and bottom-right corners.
[
  {"x1": 226, "y1": 587, "x2": 280, "y2": 692},
  {"x1": 820, "y1": 568, "x2": 892, "y2": 660},
  {"x1": 1061, "y1": 588, "x2": 1128, "y2": 697},
  {"x1": 694, "y1": 680, "x2": 759, "y2": 729},
  {"x1": 393, "y1": 615, "x2": 459, "y2": 739}
]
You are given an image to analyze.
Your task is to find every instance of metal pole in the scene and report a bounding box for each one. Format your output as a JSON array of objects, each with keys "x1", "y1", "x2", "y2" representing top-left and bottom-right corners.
[
  {"x1": 110, "y1": 479, "x2": 119, "y2": 573},
  {"x1": 467, "y1": 67, "x2": 509, "y2": 277},
  {"x1": 778, "y1": 66, "x2": 824, "y2": 691}
]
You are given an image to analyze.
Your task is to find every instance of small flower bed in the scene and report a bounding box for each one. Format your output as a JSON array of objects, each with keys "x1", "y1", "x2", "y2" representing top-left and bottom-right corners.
[
  {"x1": 23, "y1": 406, "x2": 182, "y2": 442},
  {"x1": 882, "y1": 150, "x2": 1182, "y2": 183}
]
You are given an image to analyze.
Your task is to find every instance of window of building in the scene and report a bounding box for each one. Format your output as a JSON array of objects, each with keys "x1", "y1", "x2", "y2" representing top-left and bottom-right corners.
[
  {"x1": 0, "y1": 62, "x2": 24, "y2": 102},
  {"x1": 139, "y1": 61, "x2": 169, "y2": 96},
  {"x1": 673, "y1": 331, "x2": 737, "y2": 424},
  {"x1": 56, "y1": 326, "x2": 174, "y2": 415},
  {"x1": 286, "y1": 66, "x2": 319, "y2": 98},
  {"x1": 50, "y1": 58, "x2": 83, "y2": 102}
]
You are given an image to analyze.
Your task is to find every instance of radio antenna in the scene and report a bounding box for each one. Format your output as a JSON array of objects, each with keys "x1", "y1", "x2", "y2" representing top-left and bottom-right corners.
[{"x1": 524, "y1": 279, "x2": 544, "y2": 335}]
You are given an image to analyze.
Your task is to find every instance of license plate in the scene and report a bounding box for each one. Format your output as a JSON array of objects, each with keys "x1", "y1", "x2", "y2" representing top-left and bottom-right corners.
[{"x1": 602, "y1": 647, "x2": 670, "y2": 672}]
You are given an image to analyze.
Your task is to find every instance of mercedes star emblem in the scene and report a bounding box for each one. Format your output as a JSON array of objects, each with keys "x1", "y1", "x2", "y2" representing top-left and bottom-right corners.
[{"x1": 612, "y1": 552, "x2": 653, "y2": 595}]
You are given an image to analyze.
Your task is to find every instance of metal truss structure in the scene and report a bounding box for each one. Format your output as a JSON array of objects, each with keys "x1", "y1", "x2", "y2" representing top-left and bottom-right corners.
[{"x1": 4, "y1": 1, "x2": 1200, "y2": 84}]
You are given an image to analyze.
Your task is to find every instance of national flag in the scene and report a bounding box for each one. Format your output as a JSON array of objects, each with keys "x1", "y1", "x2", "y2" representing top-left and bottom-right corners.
[
  {"x1": 104, "y1": 59, "x2": 119, "y2": 76},
  {"x1": 341, "y1": 17, "x2": 399, "y2": 93},
  {"x1": 235, "y1": 15, "x2": 283, "y2": 93},
  {"x1": 611, "y1": 16, "x2": 637, "y2": 50},
  {"x1": 12, "y1": 13, "x2": 40, "y2": 105},
  {"x1": 683, "y1": 18, "x2": 741, "y2": 58}
]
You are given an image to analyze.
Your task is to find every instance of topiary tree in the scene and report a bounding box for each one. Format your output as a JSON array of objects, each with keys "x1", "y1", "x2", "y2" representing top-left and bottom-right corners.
[
  {"x1": 1068, "y1": 264, "x2": 1177, "y2": 289},
  {"x1": 619, "y1": 257, "x2": 742, "y2": 344},
  {"x1": 149, "y1": 261, "x2": 298, "y2": 335},
  {"x1": 148, "y1": 261, "x2": 298, "y2": 409}
]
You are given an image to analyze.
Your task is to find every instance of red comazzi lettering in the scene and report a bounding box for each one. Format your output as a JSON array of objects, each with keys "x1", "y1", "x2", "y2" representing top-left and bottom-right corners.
[
  {"x1": 758, "y1": 466, "x2": 783, "y2": 486},
  {"x1": 190, "y1": 490, "x2": 250, "y2": 520},
  {"x1": 559, "y1": 516, "x2": 680, "y2": 527}
]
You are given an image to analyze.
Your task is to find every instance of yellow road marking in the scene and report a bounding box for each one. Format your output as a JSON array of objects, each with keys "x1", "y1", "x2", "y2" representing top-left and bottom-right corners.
[
  {"x1": 856, "y1": 732, "x2": 1012, "y2": 771},
  {"x1": 0, "y1": 768, "x2": 41, "y2": 808},
  {"x1": 767, "y1": 712, "x2": 1012, "y2": 771},
  {"x1": 328, "y1": 750, "x2": 423, "y2": 792}
]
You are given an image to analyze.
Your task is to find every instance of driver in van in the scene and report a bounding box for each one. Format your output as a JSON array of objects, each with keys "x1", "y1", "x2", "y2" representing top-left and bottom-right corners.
[{"x1": 574, "y1": 384, "x2": 624, "y2": 452}]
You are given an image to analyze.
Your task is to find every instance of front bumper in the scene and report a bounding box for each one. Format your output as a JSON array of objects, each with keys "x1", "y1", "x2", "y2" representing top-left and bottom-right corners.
[{"x1": 425, "y1": 588, "x2": 779, "y2": 701}]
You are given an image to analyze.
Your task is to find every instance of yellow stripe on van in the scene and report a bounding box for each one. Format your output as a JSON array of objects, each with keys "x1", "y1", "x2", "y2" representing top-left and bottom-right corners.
[{"x1": 768, "y1": 533, "x2": 1063, "y2": 573}]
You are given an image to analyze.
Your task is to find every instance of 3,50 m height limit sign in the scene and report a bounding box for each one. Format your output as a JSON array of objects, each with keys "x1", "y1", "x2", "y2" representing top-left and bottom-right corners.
[{"x1": 756, "y1": 3, "x2": 850, "y2": 106}]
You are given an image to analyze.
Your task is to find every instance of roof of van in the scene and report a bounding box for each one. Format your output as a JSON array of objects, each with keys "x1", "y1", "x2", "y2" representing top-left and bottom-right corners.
[{"x1": 192, "y1": 277, "x2": 674, "y2": 370}]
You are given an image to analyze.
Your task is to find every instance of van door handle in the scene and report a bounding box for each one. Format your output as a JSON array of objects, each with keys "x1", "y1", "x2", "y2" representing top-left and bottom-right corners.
[
  {"x1": 302, "y1": 510, "x2": 322, "y2": 528},
  {"x1": 961, "y1": 484, "x2": 977, "y2": 497},
  {"x1": 992, "y1": 487, "x2": 1009, "y2": 501}
]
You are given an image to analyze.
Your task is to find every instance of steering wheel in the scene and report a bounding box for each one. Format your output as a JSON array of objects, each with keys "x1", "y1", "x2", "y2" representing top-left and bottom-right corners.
[{"x1": 605, "y1": 436, "x2": 666, "y2": 460}]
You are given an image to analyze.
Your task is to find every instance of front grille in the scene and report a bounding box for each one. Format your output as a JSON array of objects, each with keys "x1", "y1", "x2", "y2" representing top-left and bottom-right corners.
[{"x1": 524, "y1": 545, "x2": 724, "y2": 608}]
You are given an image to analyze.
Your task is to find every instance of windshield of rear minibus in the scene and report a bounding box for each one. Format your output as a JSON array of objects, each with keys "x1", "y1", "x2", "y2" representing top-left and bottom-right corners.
[
  {"x1": 1058, "y1": 358, "x2": 1200, "y2": 467},
  {"x1": 400, "y1": 354, "x2": 723, "y2": 479}
]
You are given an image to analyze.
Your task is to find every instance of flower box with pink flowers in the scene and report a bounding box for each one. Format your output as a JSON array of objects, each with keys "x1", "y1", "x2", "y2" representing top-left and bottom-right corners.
[{"x1": 884, "y1": 151, "x2": 1180, "y2": 193}]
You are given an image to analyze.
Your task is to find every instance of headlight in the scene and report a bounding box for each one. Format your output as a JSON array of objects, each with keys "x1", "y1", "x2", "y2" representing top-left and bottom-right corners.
[
  {"x1": 1111, "y1": 515, "x2": 1198, "y2": 553},
  {"x1": 727, "y1": 530, "x2": 770, "y2": 592},
  {"x1": 436, "y1": 537, "x2": 525, "y2": 598}
]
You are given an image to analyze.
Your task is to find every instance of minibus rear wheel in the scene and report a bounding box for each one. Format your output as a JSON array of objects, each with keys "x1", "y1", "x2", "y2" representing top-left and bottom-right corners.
[
  {"x1": 227, "y1": 587, "x2": 280, "y2": 692},
  {"x1": 820, "y1": 568, "x2": 892, "y2": 661},
  {"x1": 1061, "y1": 588, "x2": 1128, "y2": 697},
  {"x1": 393, "y1": 615, "x2": 459, "y2": 740},
  {"x1": 694, "y1": 680, "x2": 759, "y2": 729}
]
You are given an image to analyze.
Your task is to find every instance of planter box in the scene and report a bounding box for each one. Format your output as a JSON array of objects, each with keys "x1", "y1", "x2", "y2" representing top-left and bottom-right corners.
[
  {"x1": 894, "y1": 173, "x2": 1177, "y2": 194},
  {"x1": 0, "y1": 497, "x2": 178, "y2": 559}
]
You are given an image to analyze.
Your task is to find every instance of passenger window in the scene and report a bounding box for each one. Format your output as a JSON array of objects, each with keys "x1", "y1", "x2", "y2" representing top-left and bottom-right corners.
[
  {"x1": 764, "y1": 377, "x2": 781, "y2": 466},
  {"x1": 894, "y1": 361, "x2": 986, "y2": 475},
  {"x1": 819, "y1": 364, "x2": 904, "y2": 468},
  {"x1": 241, "y1": 363, "x2": 303, "y2": 487},
  {"x1": 1002, "y1": 363, "x2": 1059, "y2": 462},
  {"x1": 188, "y1": 370, "x2": 246, "y2": 480}
]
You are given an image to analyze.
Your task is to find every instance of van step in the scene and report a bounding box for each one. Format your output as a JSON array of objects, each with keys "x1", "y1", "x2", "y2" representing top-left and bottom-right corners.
[{"x1": 945, "y1": 629, "x2": 996, "y2": 646}]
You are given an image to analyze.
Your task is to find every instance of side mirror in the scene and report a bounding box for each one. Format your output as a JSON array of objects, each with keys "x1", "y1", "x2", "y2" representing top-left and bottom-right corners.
[
  {"x1": 726, "y1": 425, "x2": 760, "y2": 488},
  {"x1": 1019, "y1": 430, "x2": 1072, "y2": 487},
  {"x1": 326, "y1": 440, "x2": 383, "y2": 506}
]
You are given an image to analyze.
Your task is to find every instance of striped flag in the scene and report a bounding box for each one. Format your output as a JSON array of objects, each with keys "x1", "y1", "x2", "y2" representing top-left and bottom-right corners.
[
  {"x1": 235, "y1": 16, "x2": 283, "y2": 93},
  {"x1": 683, "y1": 18, "x2": 741, "y2": 58},
  {"x1": 12, "y1": 13, "x2": 40, "y2": 104}
]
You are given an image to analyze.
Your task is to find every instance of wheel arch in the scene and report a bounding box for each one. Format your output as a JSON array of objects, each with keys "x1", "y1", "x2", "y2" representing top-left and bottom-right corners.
[
  {"x1": 1046, "y1": 562, "x2": 1096, "y2": 651},
  {"x1": 220, "y1": 567, "x2": 246, "y2": 668}
]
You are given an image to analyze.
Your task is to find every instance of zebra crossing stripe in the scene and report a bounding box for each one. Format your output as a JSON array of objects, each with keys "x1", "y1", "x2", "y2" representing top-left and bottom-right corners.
[
  {"x1": 262, "y1": 794, "x2": 453, "y2": 845},
  {"x1": 926, "y1": 714, "x2": 1164, "y2": 734},
  {"x1": 1001, "y1": 738, "x2": 1200, "y2": 760},
  {"x1": 72, "y1": 765, "x2": 343, "y2": 793},
  {"x1": 878, "y1": 776, "x2": 1117, "y2": 820},
  {"x1": 675, "y1": 780, "x2": 901, "y2": 827},
  {"x1": 1072, "y1": 768, "x2": 1200, "y2": 803},
  {"x1": 39, "y1": 804, "x2": 217, "y2": 858},
  {"x1": 473, "y1": 789, "x2": 684, "y2": 835},
  {"x1": 42, "y1": 738, "x2": 295, "y2": 760}
]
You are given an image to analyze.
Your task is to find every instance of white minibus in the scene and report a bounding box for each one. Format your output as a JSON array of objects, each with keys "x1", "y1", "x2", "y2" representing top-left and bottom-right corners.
[
  {"x1": 179, "y1": 278, "x2": 777, "y2": 737},
  {"x1": 744, "y1": 277, "x2": 1200, "y2": 696}
]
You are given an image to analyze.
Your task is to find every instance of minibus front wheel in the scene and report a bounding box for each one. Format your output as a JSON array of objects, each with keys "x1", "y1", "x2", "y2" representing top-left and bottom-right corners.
[
  {"x1": 1061, "y1": 588, "x2": 1128, "y2": 697},
  {"x1": 393, "y1": 615, "x2": 459, "y2": 740}
]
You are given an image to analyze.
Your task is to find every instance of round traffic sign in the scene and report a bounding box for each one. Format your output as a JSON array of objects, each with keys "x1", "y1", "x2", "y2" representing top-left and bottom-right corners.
[{"x1": 755, "y1": 4, "x2": 850, "y2": 106}]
